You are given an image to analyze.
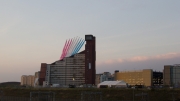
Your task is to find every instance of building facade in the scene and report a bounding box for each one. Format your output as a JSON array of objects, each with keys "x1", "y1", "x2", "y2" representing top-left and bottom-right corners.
[
  {"x1": 39, "y1": 63, "x2": 47, "y2": 85},
  {"x1": 164, "y1": 64, "x2": 180, "y2": 87},
  {"x1": 114, "y1": 69, "x2": 153, "y2": 86},
  {"x1": 95, "y1": 72, "x2": 114, "y2": 85},
  {"x1": 153, "y1": 71, "x2": 163, "y2": 86},
  {"x1": 38, "y1": 35, "x2": 96, "y2": 86},
  {"x1": 21, "y1": 75, "x2": 35, "y2": 86},
  {"x1": 95, "y1": 74, "x2": 102, "y2": 85},
  {"x1": 21, "y1": 75, "x2": 27, "y2": 86},
  {"x1": 27, "y1": 75, "x2": 35, "y2": 86},
  {"x1": 85, "y1": 35, "x2": 96, "y2": 85},
  {"x1": 44, "y1": 51, "x2": 85, "y2": 86},
  {"x1": 34, "y1": 72, "x2": 40, "y2": 87}
]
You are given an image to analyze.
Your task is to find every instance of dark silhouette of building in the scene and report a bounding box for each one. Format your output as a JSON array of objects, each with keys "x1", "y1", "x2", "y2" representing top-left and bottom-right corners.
[{"x1": 153, "y1": 71, "x2": 163, "y2": 86}]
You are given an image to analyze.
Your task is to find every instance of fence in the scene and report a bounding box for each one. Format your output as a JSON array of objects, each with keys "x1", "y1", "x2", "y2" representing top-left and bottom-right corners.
[
  {"x1": 0, "y1": 90, "x2": 3, "y2": 101},
  {"x1": 0, "y1": 90, "x2": 2, "y2": 101},
  {"x1": 30, "y1": 92, "x2": 55, "y2": 101},
  {"x1": 0, "y1": 91, "x2": 103, "y2": 101},
  {"x1": 81, "y1": 92, "x2": 102, "y2": 101},
  {"x1": 2, "y1": 96, "x2": 29, "y2": 101},
  {"x1": 0, "y1": 90, "x2": 179, "y2": 101}
]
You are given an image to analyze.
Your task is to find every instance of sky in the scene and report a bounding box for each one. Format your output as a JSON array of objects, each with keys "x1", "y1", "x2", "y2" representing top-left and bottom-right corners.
[{"x1": 0, "y1": 0, "x2": 180, "y2": 82}]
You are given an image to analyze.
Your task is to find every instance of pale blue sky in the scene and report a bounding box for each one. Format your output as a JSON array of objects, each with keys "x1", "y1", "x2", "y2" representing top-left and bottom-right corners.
[{"x1": 0, "y1": 0, "x2": 180, "y2": 82}]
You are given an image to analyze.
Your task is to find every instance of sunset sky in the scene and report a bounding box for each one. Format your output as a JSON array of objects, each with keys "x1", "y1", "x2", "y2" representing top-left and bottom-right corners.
[{"x1": 1, "y1": 0, "x2": 180, "y2": 82}]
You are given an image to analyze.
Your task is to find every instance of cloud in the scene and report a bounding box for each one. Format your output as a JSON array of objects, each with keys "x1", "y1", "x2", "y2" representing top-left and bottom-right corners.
[
  {"x1": 96, "y1": 52, "x2": 180, "y2": 74},
  {"x1": 128, "y1": 56, "x2": 148, "y2": 62},
  {"x1": 117, "y1": 58, "x2": 124, "y2": 63},
  {"x1": 154, "y1": 53, "x2": 179, "y2": 60},
  {"x1": 98, "y1": 52, "x2": 180, "y2": 65},
  {"x1": 102, "y1": 58, "x2": 124, "y2": 65},
  {"x1": 97, "y1": 58, "x2": 124, "y2": 66},
  {"x1": 104, "y1": 59, "x2": 115, "y2": 64}
]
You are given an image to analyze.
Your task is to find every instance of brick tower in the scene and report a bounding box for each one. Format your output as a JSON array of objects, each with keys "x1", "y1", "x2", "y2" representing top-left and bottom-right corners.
[{"x1": 85, "y1": 35, "x2": 96, "y2": 85}]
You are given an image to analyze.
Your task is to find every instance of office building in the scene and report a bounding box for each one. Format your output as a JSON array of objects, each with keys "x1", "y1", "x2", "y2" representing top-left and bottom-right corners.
[
  {"x1": 164, "y1": 64, "x2": 180, "y2": 87},
  {"x1": 153, "y1": 71, "x2": 163, "y2": 86},
  {"x1": 44, "y1": 51, "x2": 85, "y2": 86},
  {"x1": 96, "y1": 72, "x2": 114, "y2": 85},
  {"x1": 38, "y1": 35, "x2": 96, "y2": 86},
  {"x1": 114, "y1": 69, "x2": 153, "y2": 86}
]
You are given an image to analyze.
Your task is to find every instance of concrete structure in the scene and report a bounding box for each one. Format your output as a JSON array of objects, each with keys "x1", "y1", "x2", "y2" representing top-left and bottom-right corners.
[
  {"x1": 114, "y1": 69, "x2": 153, "y2": 86},
  {"x1": 164, "y1": 64, "x2": 180, "y2": 87},
  {"x1": 97, "y1": 81, "x2": 127, "y2": 88},
  {"x1": 38, "y1": 35, "x2": 96, "y2": 87},
  {"x1": 21, "y1": 75, "x2": 35, "y2": 86}
]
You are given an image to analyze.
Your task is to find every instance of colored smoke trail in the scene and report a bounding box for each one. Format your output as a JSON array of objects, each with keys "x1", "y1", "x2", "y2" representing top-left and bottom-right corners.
[{"x1": 59, "y1": 36, "x2": 85, "y2": 60}]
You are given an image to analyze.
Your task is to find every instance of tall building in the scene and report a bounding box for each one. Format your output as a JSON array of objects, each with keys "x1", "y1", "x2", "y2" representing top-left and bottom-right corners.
[
  {"x1": 114, "y1": 69, "x2": 153, "y2": 86},
  {"x1": 85, "y1": 35, "x2": 96, "y2": 85},
  {"x1": 164, "y1": 64, "x2": 180, "y2": 87},
  {"x1": 38, "y1": 35, "x2": 96, "y2": 86}
]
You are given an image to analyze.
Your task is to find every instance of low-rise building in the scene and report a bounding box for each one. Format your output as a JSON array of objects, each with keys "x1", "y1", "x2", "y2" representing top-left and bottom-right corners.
[
  {"x1": 97, "y1": 81, "x2": 127, "y2": 88},
  {"x1": 114, "y1": 69, "x2": 153, "y2": 86},
  {"x1": 95, "y1": 72, "x2": 114, "y2": 85}
]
